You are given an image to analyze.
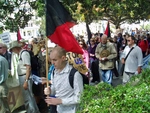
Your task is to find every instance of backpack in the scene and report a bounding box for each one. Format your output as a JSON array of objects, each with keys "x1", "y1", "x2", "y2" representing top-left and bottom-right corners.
[
  {"x1": 53, "y1": 67, "x2": 89, "y2": 88},
  {"x1": 19, "y1": 50, "x2": 39, "y2": 72},
  {"x1": 69, "y1": 68, "x2": 89, "y2": 88}
]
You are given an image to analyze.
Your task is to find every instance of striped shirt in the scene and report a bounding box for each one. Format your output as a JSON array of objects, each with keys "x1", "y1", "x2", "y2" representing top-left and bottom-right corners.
[{"x1": 51, "y1": 63, "x2": 83, "y2": 113}]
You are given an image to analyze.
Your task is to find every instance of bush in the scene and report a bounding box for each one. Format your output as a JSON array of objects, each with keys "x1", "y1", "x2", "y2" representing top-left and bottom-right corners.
[{"x1": 77, "y1": 68, "x2": 150, "y2": 113}]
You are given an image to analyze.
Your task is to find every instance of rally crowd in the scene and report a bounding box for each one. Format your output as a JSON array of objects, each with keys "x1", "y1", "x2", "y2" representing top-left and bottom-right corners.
[{"x1": 0, "y1": 28, "x2": 149, "y2": 113}]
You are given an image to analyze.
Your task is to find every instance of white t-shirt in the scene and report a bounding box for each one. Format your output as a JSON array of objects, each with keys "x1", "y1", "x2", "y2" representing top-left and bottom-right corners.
[{"x1": 17, "y1": 50, "x2": 31, "y2": 75}]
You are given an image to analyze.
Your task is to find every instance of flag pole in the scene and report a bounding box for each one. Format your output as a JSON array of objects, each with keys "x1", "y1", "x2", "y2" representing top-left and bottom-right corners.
[
  {"x1": 45, "y1": 0, "x2": 49, "y2": 88},
  {"x1": 45, "y1": 37, "x2": 49, "y2": 87},
  {"x1": 45, "y1": 1, "x2": 50, "y2": 105}
]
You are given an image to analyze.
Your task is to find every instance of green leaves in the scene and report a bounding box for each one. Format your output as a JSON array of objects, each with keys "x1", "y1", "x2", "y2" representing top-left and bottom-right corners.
[
  {"x1": 0, "y1": 0, "x2": 37, "y2": 32},
  {"x1": 1, "y1": 0, "x2": 150, "y2": 32},
  {"x1": 77, "y1": 69, "x2": 150, "y2": 113}
]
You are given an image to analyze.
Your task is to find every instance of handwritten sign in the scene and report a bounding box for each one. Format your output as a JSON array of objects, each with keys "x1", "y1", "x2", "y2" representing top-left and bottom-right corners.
[
  {"x1": 66, "y1": 52, "x2": 88, "y2": 74},
  {"x1": 0, "y1": 32, "x2": 11, "y2": 45}
]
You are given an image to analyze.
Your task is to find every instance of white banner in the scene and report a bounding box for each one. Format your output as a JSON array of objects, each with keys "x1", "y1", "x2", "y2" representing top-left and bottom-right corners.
[{"x1": 0, "y1": 32, "x2": 11, "y2": 45}]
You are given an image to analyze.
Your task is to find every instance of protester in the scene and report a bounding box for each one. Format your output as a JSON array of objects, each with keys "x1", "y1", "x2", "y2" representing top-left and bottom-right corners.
[
  {"x1": 121, "y1": 36, "x2": 143, "y2": 84},
  {"x1": 0, "y1": 43, "x2": 12, "y2": 70},
  {"x1": 78, "y1": 39, "x2": 89, "y2": 78},
  {"x1": 26, "y1": 44, "x2": 47, "y2": 113},
  {"x1": 9, "y1": 41, "x2": 40, "y2": 113},
  {"x1": 88, "y1": 38, "x2": 100, "y2": 83},
  {"x1": 88, "y1": 38, "x2": 97, "y2": 69},
  {"x1": 146, "y1": 33, "x2": 150, "y2": 54},
  {"x1": 117, "y1": 33, "x2": 124, "y2": 50},
  {"x1": 44, "y1": 46, "x2": 83, "y2": 113},
  {"x1": 0, "y1": 53, "x2": 11, "y2": 113},
  {"x1": 19, "y1": 39, "x2": 28, "y2": 50},
  {"x1": 95, "y1": 34, "x2": 117, "y2": 84},
  {"x1": 138, "y1": 35, "x2": 149, "y2": 58},
  {"x1": 112, "y1": 36, "x2": 120, "y2": 77}
]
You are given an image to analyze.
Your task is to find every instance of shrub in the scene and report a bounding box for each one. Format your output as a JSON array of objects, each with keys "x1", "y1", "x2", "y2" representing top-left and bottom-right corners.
[{"x1": 77, "y1": 68, "x2": 150, "y2": 113}]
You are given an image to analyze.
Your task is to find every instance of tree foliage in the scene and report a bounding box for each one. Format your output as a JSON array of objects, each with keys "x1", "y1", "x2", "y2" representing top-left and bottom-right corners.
[
  {"x1": 36, "y1": 0, "x2": 150, "y2": 28},
  {"x1": 0, "y1": 0, "x2": 37, "y2": 32},
  {"x1": 1, "y1": 0, "x2": 150, "y2": 32}
]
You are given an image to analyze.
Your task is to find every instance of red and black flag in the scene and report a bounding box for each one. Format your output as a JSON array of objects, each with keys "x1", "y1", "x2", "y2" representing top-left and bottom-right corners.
[
  {"x1": 46, "y1": 0, "x2": 83, "y2": 54},
  {"x1": 86, "y1": 23, "x2": 92, "y2": 45},
  {"x1": 104, "y1": 21, "x2": 111, "y2": 38},
  {"x1": 17, "y1": 29, "x2": 22, "y2": 41}
]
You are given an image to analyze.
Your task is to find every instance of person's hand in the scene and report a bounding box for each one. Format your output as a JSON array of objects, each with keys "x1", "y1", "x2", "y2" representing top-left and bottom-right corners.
[
  {"x1": 45, "y1": 97, "x2": 62, "y2": 105},
  {"x1": 90, "y1": 54, "x2": 94, "y2": 57},
  {"x1": 99, "y1": 57, "x2": 108, "y2": 61},
  {"x1": 99, "y1": 57, "x2": 102, "y2": 61},
  {"x1": 103, "y1": 57, "x2": 108, "y2": 61},
  {"x1": 137, "y1": 67, "x2": 142, "y2": 74},
  {"x1": 121, "y1": 58, "x2": 125, "y2": 64},
  {"x1": 41, "y1": 77, "x2": 48, "y2": 85},
  {"x1": 23, "y1": 81, "x2": 28, "y2": 90},
  {"x1": 146, "y1": 51, "x2": 148, "y2": 56},
  {"x1": 44, "y1": 86, "x2": 51, "y2": 95}
]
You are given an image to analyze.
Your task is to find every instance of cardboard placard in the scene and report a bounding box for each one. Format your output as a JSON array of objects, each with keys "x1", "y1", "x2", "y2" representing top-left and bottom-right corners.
[{"x1": 66, "y1": 52, "x2": 88, "y2": 74}]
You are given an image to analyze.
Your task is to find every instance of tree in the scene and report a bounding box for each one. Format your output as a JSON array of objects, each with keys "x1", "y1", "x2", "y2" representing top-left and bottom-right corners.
[
  {"x1": 99, "y1": 0, "x2": 150, "y2": 28},
  {"x1": 36, "y1": 0, "x2": 150, "y2": 28},
  {"x1": 0, "y1": 0, "x2": 37, "y2": 32},
  {"x1": 1, "y1": 0, "x2": 150, "y2": 32}
]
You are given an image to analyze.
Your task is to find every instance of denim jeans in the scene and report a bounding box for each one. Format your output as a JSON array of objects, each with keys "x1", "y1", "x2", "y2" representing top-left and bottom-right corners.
[{"x1": 100, "y1": 70, "x2": 112, "y2": 84}]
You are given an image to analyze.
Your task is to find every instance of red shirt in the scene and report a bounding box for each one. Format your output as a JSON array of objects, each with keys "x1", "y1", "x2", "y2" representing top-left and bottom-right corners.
[{"x1": 138, "y1": 40, "x2": 148, "y2": 52}]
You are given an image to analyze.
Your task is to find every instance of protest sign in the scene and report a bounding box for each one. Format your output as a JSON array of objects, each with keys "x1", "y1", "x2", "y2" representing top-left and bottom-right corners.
[
  {"x1": 0, "y1": 32, "x2": 11, "y2": 45},
  {"x1": 66, "y1": 52, "x2": 88, "y2": 74}
]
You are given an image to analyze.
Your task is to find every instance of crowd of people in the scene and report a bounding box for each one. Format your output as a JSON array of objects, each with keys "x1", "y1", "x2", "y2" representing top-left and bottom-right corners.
[
  {"x1": 0, "y1": 28, "x2": 149, "y2": 112},
  {"x1": 76, "y1": 29, "x2": 149, "y2": 85}
]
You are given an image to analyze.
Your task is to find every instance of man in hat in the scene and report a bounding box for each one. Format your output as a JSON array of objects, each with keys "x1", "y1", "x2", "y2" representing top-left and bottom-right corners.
[
  {"x1": 0, "y1": 48, "x2": 11, "y2": 113},
  {"x1": 18, "y1": 38, "x2": 28, "y2": 50},
  {"x1": 9, "y1": 41, "x2": 40, "y2": 113},
  {"x1": 95, "y1": 34, "x2": 117, "y2": 84}
]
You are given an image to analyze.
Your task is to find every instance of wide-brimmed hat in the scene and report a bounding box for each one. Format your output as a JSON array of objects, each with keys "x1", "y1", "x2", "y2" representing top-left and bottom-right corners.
[{"x1": 9, "y1": 41, "x2": 22, "y2": 52}]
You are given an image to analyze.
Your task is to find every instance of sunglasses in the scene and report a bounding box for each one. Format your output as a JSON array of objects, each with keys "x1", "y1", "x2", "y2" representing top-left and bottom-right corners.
[
  {"x1": 127, "y1": 40, "x2": 131, "y2": 42},
  {"x1": 90, "y1": 40, "x2": 94, "y2": 42}
]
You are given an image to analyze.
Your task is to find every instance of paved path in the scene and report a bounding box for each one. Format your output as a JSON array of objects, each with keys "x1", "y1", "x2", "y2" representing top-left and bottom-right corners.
[
  {"x1": 89, "y1": 75, "x2": 123, "y2": 87},
  {"x1": 112, "y1": 76, "x2": 123, "y2": 87}
]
